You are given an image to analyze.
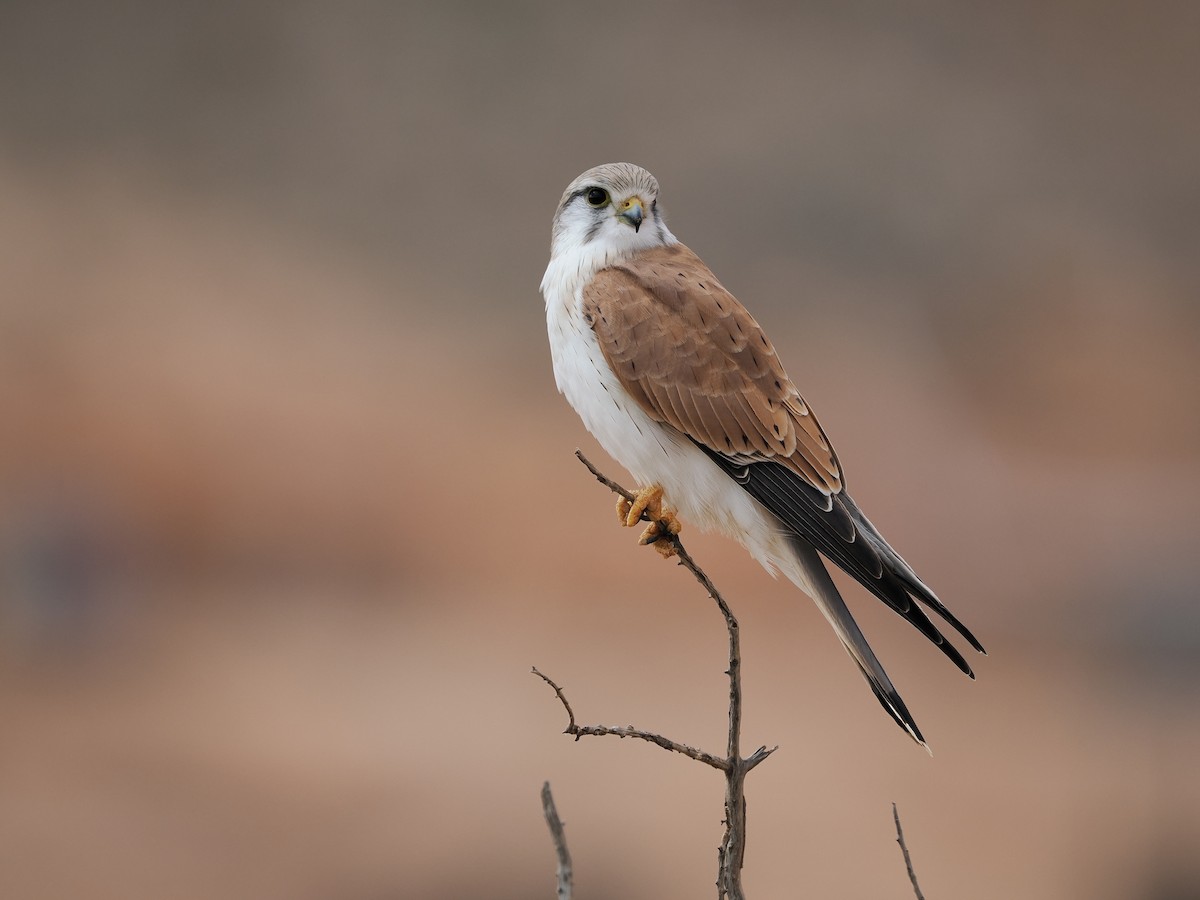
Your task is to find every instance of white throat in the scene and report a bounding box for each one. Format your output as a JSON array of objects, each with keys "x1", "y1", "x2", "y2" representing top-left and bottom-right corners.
[{"x1": 540, "y1": 219, "x2": 677, "y2": 309}]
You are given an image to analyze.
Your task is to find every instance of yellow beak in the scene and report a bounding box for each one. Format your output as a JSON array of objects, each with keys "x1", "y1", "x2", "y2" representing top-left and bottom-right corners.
[{"x1": 618, "y1": 196, "x2": 645, "y2": 232}]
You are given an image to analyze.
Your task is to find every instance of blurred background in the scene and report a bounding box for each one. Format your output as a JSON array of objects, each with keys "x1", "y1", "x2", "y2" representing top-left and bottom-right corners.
[{"x1": 1, "y1": 1, "x2": 1198, "y2": 897}]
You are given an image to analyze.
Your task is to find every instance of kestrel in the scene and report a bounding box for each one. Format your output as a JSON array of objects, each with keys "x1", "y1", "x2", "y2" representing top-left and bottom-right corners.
[{"x1": 541, "y1": 163, "x2": 984, "y2": 748}]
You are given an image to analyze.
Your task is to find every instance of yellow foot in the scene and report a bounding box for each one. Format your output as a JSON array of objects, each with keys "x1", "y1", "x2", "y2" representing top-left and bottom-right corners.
[
  {"x1": 618, "y1": 484, "x2": 664, "y2": 527},
  {"x1": 615, "y1": 484, "x2": 682, "y2": 557}
]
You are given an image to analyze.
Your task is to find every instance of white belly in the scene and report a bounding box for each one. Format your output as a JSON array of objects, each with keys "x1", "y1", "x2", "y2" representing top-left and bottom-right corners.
[{"x1": 545, "y1": 292, "x2": 800, "y2": 581}]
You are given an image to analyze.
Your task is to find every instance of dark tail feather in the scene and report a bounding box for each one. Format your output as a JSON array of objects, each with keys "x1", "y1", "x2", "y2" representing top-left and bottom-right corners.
[{"x1": 783, "y1": 537, "x2": 930, "y2": 751}]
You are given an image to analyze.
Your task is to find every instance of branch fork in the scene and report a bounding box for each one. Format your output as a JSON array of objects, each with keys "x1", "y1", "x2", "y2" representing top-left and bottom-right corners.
[{"x1": 534, "y1": 451, "x2": 777, "y2": 899}]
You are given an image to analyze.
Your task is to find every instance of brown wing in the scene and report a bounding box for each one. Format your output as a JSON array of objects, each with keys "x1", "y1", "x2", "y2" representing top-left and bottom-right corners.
[
  {"x1": 583, "y1": 242, "x2": 842, "y2": 495},
  {"x1": 584, "y1": 242, "x2": 986, "y2": 671}
]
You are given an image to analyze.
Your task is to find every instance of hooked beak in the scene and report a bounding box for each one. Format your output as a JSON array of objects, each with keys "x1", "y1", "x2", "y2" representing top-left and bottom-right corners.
[{"x1": 618, "y1": 196, "x2": 645, "y2": 232}]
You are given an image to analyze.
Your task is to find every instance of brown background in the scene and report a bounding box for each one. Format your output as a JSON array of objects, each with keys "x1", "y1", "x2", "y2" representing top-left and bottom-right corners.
[{"x1": 1, "y1": 2, "x2": 1198, "y2": 897}]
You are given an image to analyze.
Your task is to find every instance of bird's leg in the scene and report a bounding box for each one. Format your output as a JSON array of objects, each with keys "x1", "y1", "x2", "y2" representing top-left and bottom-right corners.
[{"x1": 615, "y1": 484, "x2": 682, "y2": 558}]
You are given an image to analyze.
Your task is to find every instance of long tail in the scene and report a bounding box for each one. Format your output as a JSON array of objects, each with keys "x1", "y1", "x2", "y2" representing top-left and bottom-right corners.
[{"x1": 779, "y1": 536, "x2": 929, "y2": 751}]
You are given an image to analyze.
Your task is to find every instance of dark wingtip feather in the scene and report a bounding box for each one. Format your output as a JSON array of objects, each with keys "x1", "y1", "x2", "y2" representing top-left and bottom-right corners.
[
  {"x1": 940, "y1": 640, "x2": 975, "y2": 678},
  {"x1": 699, "y1": 445, "x2": 986, "y2": 675},
  {"x1": 838, "y1": 490, "x2": 986, "y2": 657},
  {"x1": 882, "y1": 584, "x2": 975, "y2": 678},
  {"x1": 923, "y1": 599, "x2": 987, "y2": 656},
  {"x1": 896, "y1": 572, "x2": 987, "y2": 655}
]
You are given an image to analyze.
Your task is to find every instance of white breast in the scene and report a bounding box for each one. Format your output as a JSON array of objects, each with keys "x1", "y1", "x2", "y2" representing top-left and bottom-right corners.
[{"x1": 545, "y1": 283, "x2": 680, "y2": 483}]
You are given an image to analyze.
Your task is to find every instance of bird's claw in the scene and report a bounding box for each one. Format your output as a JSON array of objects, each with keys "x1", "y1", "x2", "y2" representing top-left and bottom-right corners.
[
  {"x1": 616, "y1": 495, "x2": 633, "y2": 525},
  {"x1": 617, "y1": 484, "x2": 682, "y2": 558},
  {"x1": 620, "y1": 484, "x2": 664, "y2": 526},
  {"x1": 638, "y1": 520, "x2": 681, "y2": 558}
]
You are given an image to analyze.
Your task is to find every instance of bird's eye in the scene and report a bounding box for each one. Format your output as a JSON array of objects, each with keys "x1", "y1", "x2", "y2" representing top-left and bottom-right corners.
[{"x1": 585, "y1": 187, "x2": 609, "y2": 207}]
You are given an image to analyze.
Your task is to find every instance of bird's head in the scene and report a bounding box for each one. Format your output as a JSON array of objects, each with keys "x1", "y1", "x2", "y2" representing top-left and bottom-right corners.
[{"x1": 549, "y1": 163, "x2": 675, "y2": 263}]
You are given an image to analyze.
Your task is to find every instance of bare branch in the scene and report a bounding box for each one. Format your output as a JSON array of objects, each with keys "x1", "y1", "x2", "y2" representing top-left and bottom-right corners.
[
  {"x1": 570, "y1": 723, "x2": 728, "y2": 770},
  {"x1": 571, "y1": 451, "x2": 766, "y2": 900},
  {"x1": 744, "y1": 745, "x2": 780, "y2": 771},
  {"x1": 575, "y1": 449, "x2": 637, "y2": 502},
  {"x1": 541, "y1": 782, "x2": 573, "y2": 900},
  {"x1": 531, "y1": 667, "x2": 578, "y2": 733},
  {"x1": 542, "y1": 451, "x2": 946, "y2": 900},
  {"x1": 532, "y1": 667, "x2": 728, "y2": 770},
  {"x1": 893, "y1": 803, "x2": 926, "y2": 900}
]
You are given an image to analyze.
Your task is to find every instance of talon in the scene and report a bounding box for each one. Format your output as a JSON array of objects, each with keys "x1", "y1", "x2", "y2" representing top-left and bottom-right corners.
[
  {"x1": 616, "y1": 496, "x2": 632, "y2": 524},
  {"x1": 619, "y1": 483, "x2": 683, "y2": 557},
  {"x1": 640, "y1": 522, "x2": 678, "y2": 557},
  {"x1": 624, "y1": 484, "x2": 665, "y2": 527},
  {"x1": 638, "y1": 521, "x2": 662, "y2": 545}
]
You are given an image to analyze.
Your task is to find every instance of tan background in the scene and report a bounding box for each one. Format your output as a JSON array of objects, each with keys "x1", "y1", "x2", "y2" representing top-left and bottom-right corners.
[{"x1": 1, "y1": 2, "x2": 1198, "y2": 897}]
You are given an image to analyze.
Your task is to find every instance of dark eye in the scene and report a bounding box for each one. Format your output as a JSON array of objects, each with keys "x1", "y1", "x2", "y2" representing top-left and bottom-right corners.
[{"x1": 585, "y1": 187, "x2": 609, "y2": 207}]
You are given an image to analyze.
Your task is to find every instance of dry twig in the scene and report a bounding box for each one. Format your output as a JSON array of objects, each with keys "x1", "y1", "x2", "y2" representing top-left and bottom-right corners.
[
  {"x1": 893, "y1": 803, "x2": 926, "y2": 900},
  {"x1": 541, "y1": 782, "x2": 573, "y2": 900},
  {"x1": 532, "y1": 668, "x2": 729, "y2": 770},
  {"x1": 533, "y1": 451, "x2": 777, "y2": 900}
]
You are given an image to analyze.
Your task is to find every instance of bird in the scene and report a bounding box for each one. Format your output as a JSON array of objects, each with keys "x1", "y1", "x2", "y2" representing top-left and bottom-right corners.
[{"x1": 540, "y1": 162, "x2": 985, "y2": 749}]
